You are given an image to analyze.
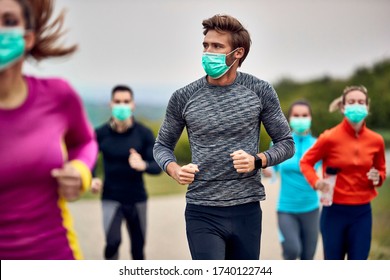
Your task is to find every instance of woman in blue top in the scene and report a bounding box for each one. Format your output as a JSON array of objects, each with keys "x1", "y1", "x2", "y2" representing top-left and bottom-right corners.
[{"x1": 266, "y1": 100, "x2": 320, "y2": 260}]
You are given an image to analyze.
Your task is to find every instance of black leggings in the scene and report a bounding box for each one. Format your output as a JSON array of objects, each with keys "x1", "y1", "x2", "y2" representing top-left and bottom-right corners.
[
  {"x1": 185, "y1": 202, "x2": 262, "y2": 260},
  {"x1": 102, "y1": 200, "x2": 146, "y2": 260}
]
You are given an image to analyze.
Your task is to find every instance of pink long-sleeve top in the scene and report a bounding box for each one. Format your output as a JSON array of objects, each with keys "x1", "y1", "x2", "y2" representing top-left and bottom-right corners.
[{"x1": 0, "y1": 76, "x2": 98, "y2": 259}]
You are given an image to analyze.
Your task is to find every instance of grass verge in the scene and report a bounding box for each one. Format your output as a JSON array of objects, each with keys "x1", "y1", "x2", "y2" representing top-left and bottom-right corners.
[
  {"x1": 370, "y1": 178, "x2": 390, "y2": 259},
  {"x1": 80, "y1": 172, "x2": 186, "y2": 200}
]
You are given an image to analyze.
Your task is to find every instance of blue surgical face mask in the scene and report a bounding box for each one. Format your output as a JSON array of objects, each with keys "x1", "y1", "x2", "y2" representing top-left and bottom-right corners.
[
  {"x1": 112, "y1": 104, "x2": 132, "y2": 121},
  {"x1": 202, "y1": 48, "x2": 238, "y2": 79},
  {"x1": 289, "y1": 117, "x2": 312, "y2": 134},
  {"x1": 0, "y1": 28, "x2": 25, "y2": 72},
  {"x1": 344, "y1": 104, "x2": 368, "y2": 123}
]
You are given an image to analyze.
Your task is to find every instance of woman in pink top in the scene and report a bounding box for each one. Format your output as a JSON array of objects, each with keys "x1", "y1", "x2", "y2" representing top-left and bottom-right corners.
[{"x1": 0, "y1": 0, "x2": 97, "y2": 259}]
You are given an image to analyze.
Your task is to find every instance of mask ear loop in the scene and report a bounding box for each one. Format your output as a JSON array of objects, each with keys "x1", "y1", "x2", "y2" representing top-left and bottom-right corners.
[
  {"x1": 226, "y1": 47, "x2": 244, "y2": 67},
  {"x1": 225, "y1": 48, "x2": 240, "y2": 68},
  {"x1": 227, "y1": 48, "x2": 239, "y2": 56},
  {"x1": 227, "y1": 58, "x2": 238, "y2": 68}
]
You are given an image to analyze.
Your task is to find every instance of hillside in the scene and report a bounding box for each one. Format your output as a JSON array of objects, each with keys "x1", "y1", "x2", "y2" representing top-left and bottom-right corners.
[
  {"x1": 84, "y1": 58, "x2": 390, "y2": 158},
  {"x1": 275, "y1": 58, "x2": 390, "y2": 138}
]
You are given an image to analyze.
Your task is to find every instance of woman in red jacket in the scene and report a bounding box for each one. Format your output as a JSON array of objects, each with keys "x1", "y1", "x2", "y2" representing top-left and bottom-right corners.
[{"x1": 300, "y1": 85, "x2": 386, "y2": 260}]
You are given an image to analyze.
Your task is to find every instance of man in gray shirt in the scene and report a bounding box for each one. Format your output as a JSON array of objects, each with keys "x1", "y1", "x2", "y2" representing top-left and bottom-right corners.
[{"x1": 153, "y1": 14, "x2": 294, "y2": 260}]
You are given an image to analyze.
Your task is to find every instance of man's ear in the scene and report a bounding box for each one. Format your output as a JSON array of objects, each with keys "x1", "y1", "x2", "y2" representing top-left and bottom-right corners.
[
  {"x1": 131, "y1": 101, "x2": 136, "y2": 112},
  {"x1": 235, "y1": 47, "x2": 245, "y2": 59}
]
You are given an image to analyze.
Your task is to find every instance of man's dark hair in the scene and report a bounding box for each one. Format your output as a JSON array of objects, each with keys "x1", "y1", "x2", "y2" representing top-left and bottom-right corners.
[
  {"x1": 111, "y1": 85, "x2": 133, "y2": 99},
  {"x1": 202, "y1": 14, "x2": 251, "y2": 67}
]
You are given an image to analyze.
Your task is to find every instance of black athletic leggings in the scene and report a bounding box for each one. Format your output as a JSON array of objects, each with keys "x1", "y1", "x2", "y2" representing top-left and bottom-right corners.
[
  {"x1": 102, "y1": 200, "x2": 146, "y2": 260},
  {"x1": 185, "y1": 202, "x2": 262, "y2": 260}
]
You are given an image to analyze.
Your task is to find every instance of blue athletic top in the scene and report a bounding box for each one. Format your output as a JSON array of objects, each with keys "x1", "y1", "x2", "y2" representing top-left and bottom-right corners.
[{"x1": 273, "y1": 132, "x2": 320, "y2": 213}]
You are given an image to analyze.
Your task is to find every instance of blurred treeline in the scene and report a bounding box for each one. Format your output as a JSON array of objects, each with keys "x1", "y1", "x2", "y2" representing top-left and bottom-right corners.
[
  {"x1": 276, "y1": 58, "x2": 390, "y2": 139},
  {"x1": 145, "y1": 58, "x2": 390, "y2": 164}
]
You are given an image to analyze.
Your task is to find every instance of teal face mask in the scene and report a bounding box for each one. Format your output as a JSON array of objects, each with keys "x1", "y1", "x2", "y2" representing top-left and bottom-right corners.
[
  {"x1": 344, "y1": 104, "x2": 368, "y2": 123},
  {"x1": 289, "y1": 117, "x2": 311, "y2": 134},
  {"x1": 0, "y1": 28, "x2": 25, "y2": 72},
  {"x1": 112, "y1": 104, "x2": 132, "y2": 121},
  {"x1": 202, "y1": 48, "x2": 238, "y2": 79}
]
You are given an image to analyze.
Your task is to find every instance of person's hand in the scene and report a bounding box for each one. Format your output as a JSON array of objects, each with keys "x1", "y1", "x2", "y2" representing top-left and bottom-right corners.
[
  {"x1": 314, "y1": 179, "x2": 331, "y2": 192},
  {"x1": 91, "y1": 177, "x2": 103, "y2": 194},
  {"x1": 51, "y1": 162, "x2": 82, "y2": 201},
  {"x1": 230, "y1": 149, "x2": 255, "y2": 173},
  {"x1": 168, "y1": 162, "x2": 199, "y2": 185},
  {"x1": 367, "y1": 167, "x2": 380, "y2": 186},
  {"x1": 129, "y1": 148, "x2": 147, "y2": 171}
]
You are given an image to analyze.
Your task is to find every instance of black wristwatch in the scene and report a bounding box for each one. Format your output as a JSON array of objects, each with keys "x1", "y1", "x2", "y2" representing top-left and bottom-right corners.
[{"x1": 253, "y1": 154, "x2": 263, "y2": 170}]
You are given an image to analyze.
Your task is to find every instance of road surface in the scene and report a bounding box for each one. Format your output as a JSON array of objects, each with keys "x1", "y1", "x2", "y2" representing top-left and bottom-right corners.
[{"x1": 68, "y1": 178, "x2": 323, "y2": 260}]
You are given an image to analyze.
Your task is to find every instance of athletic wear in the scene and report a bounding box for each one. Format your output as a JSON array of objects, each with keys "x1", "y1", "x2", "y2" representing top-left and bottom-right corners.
[
  {"x1": 103, "y1": 200, "x2": 146, "y2": 260},
  {"x1": 95, "y1": 122, "x2": 161, "y2": 204},
  {"x1": 154, "y1": 72, "x2": 293, "y2": 260},
  {"x1": 95, "y1": 121, "x2": 161, "y2": 259},
  {"x1": 185, "y1": 202, "x2": 261, "y2": 260},
  {"x1": 300, "y1": 118, "x2": 386, "y2": 204},
  {"x1": 278, "y1": 209, "x2": 319, "y2": 260},
  {"x1": 0, "y1": 76, "x2": 97, "y2": 260},
  {"x1": 274, "y1": 132, "x2": 320, "y2": 213},
  {"x1": 300, "y1": 118, "x2": 386, "y2": 260},
  {"x1": 272, "y1": 132, "x2": 320, "y2": 260},
  {"x1": 154, "y1": 72, "x2": 295, "y2": 207},
  {"x1": 320, "y1": 203, "x2": 372, "y2": 260}
]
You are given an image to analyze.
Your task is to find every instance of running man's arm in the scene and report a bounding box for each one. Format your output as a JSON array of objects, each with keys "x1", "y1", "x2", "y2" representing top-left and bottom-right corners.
[
  {"x1": 153, "y1": 91, "x2": 187, "y2": 172},
  {"x1": 260, "y1": 83, "x2": 295, "y2": 167}
]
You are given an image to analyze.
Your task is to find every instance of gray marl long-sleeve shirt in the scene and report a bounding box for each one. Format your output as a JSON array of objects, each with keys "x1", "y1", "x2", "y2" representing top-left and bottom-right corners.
[{"x1": 153, "y1": 72, "x2": 295, "y2": 206}]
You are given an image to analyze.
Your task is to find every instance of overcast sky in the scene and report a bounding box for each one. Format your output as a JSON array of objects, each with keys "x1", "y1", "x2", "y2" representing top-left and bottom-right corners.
[{"x1": 23, "y1": 0, "x2": 390, "y2": 104}]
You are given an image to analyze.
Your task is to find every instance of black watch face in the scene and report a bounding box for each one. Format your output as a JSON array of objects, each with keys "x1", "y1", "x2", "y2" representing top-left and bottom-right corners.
[{"x1": 255, "y1": 157, "x2": 262, "y2": 169}]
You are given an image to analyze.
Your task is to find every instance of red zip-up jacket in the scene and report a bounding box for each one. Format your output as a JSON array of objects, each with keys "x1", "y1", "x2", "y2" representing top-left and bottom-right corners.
[{"x1": 300, "y1": 118, "x2": 386, "y2": 205}]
